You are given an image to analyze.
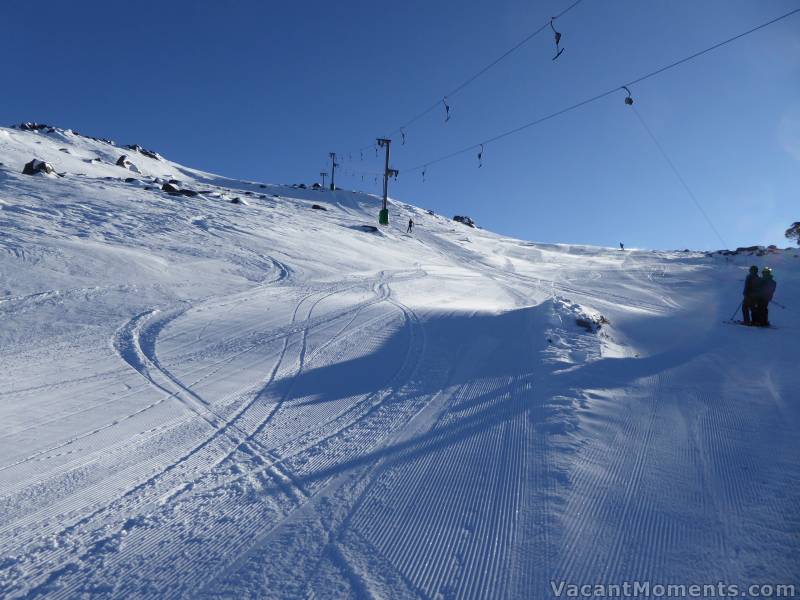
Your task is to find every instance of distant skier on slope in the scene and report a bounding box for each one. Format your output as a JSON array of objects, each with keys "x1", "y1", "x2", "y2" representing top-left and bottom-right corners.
[
  {"x1": 753, "y1": 267, "x2": 777, "y2": 327},
  {"x1": 619, "y1": 242, "x2": 625, "y2": 251},
  {"x1": 741, "y1": 265, "x2": 761, "y2": 325},
  {"x1": 407, "y1": 218, "x2": 414, "y2": 234}
]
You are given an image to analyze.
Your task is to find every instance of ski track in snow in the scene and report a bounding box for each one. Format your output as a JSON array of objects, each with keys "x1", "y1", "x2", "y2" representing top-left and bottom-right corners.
[
  {"x1": 1, "y1": 124, "x2": 798, "y2": 599},
  {"x1": 1, "y1": 270, "x2": 423, "y2": 598}
]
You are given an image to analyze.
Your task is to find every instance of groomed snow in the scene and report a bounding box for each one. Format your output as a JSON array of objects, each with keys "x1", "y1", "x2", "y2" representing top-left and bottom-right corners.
[{"x1": 0, "y1": 125, "x2": 797, "y2": 599}]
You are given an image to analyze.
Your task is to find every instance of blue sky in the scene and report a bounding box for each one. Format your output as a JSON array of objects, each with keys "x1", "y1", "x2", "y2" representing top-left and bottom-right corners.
[{"x1": 2, "y1": 0, "x2": 798, "y2": 250}]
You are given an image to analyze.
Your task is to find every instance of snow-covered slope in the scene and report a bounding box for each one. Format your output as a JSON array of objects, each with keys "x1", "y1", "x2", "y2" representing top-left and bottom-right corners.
[{"x1": 1, "y1": 124, "x2": 798, "y2": 599}]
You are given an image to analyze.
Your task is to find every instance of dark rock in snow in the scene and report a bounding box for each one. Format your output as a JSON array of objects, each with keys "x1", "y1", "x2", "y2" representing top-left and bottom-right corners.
[
  {"x1": 15, "y1": 122, "x2": 53, "y2": 132},
  {"x1": 124, "y1": 177, "x2": 138, "y2": 183},
  {"x1": 311, "y1": 204, "x2": 327, "y2": 211},
  {"x1": 159, "y1": 182, "x2": 199, "y2": 197},
  {"x1": 453, "y1": 215, "x2": 475, "y2": 227},
  {"x1": 356, "y1": 225, "x2": 379, "y2": 233},
  {"x1": 126, "y1": 144, "x2": 161, "y2": 160},
  {"x1": 312, "y1": 183, "x2": 322, "y2": 190},
  {"x1": 259, "y1": 184, "x2": 266, "y2": 189},
  {"x1": 14, "y1": 123, "x2": 116, "y2": 144},
  {"x1": 22, "y1": 159, "x2": 54, "y2": 175},
  {"x1": 230, "y1": 197, "x2": 245, "y2": 204},
  {"x1": 575, "y1": 315, "x2": 609, "y2": 333},
  {"x1": 244, "y1": 191, "x2": 253, "y2": 196}
]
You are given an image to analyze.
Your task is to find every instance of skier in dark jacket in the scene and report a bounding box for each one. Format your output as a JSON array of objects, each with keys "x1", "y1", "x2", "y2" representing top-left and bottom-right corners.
[
  {"x1": 753, "y1": 267, "x2": 777, "y2": 326},
  {"x1": 407, "y1": 218, "x2": 414, "y2": 234},
  {"x1": 742, "y1": 265, "x2": 760, "y2": 325}
]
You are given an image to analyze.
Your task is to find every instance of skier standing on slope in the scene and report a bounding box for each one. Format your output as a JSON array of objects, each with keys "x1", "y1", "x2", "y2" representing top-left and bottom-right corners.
[
  {"x1": 407, "y1": 218, "x2": 414, "y2": 234},
  {"x1": 742, "y1": 265, "x2": 761, "y2": 325},
  {"x1": 753, "y1": 267, "x2": 777, "y2": 326}
]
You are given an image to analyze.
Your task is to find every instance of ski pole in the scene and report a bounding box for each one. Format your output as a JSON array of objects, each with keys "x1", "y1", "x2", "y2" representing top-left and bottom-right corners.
[
  {"x1": 729, "y1": 301, "x2": 743, "y2": 322},
  {"x1": 773, "y1": 301, "x2": 787, "y2": 309}
]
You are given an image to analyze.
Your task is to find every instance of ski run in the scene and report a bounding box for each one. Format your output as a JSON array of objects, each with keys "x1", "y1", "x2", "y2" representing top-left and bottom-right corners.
[{"x1": 0, "y1": 125, "x2": 798, "y2": 599}]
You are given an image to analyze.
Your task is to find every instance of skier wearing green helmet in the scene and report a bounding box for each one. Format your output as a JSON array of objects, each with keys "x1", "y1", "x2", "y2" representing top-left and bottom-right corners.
[
  {"x1": 741, "y1": 265, "x2": 761, "y2": 325},
  {"x1": 753, "y1": 267, "x2": 777, "y2": 326}
]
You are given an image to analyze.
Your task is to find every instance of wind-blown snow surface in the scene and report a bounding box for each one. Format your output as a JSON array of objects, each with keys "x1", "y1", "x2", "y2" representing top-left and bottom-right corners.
[{"x1": 1, "y1": 125, "x2": 798, "y2": 599}]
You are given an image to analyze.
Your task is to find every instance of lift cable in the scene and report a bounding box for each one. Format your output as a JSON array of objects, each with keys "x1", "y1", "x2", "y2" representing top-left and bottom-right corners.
[
  {"x1": 386, "y1": 0, "x2": 584, "y2": 138},
  {"x1": 401, "y1": 7, "x2": 800, "y2": 173},
  {"x1": 336, "y1": 0, "x2": 586, "y2": 157},
  {"x1": 631, "y1": 105, "x2": 728, "y2": 248}
]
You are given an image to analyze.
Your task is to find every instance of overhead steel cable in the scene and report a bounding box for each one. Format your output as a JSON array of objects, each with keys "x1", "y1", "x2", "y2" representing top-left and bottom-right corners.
[
  {"x1": 631, "y1": 105, "x2": 728, "y2": 249},
  {"x1": 385, "y1": 0, "x2": 586, "y2": 138},
  {"x1": 337, "y1": 0, "x2": 586, "y2": 158},
  {"x1": 401, "y1": 6, "x2": 800, "y2": 173},
  {"x1": 404, "y1": 87, "x2": 619, "y2": 171}
]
